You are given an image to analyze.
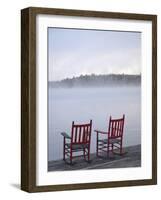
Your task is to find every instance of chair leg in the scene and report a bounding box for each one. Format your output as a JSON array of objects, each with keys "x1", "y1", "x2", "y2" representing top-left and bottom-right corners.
[
  {"x1": 120, "y1": 141, "x2": 123, "y2": 155},
  {"x1": 70, "y1": 149, "x2": 73, "y2": 164},
  {"x1": 83, "y1": 148, "x2": 85, "y2": 159},
  {"x1": 63, "y1": 137, "x2": 65, "y2": 161},
  {"x1": 96, "y1": 133, "x2": 99, "y2": 157},
  {"x1": 88, "y1": 147, "x2": 90, "y2": 162},
  {"x1": 107, "y1": 141, "x2": 110, "y2": 157}
]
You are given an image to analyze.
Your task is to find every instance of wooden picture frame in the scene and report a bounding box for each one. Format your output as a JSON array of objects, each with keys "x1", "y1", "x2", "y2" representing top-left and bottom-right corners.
[{"x1": 21, "y1": 7, "x2": 157, "y2": 192}]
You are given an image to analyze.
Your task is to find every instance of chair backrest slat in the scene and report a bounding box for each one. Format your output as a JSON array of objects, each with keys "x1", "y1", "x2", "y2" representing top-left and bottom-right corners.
[
  {"x1": 117, "y1": 121, "x2": 120, "y2": 136},
  {"x1": 78, "y1": 126, "x2": 82, "y2": 143},
  {"x1": 112, "y1": 121, "x2": 114, "y2": 137},
  {"x1": 71, "y1": 120, "x2": 92, "y2": 144},
  {"x1": 115, "y1": 121, "x2": 117, "y2": 137},
  {"x1": 108, "y1": 115, "x2": 125, "y2": 139},
  {"x1": 74, "y1": 126, "x2": 78, "y2": 143}
]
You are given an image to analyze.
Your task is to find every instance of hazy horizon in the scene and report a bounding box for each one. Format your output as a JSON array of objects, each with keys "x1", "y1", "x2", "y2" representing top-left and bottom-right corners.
[
  {"x1": 48, "y1": 28, "x2": 141, "y2": 81},
  {"x1": 49, "y1": 73, "x2": 141, "y2": 82}
]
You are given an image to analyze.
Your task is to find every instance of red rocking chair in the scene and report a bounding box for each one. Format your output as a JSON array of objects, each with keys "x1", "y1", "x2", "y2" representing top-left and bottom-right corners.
[
  {"x1": 61, "y1": 120, "x2": 92, "y2": 164},
  {"x1": 94, "y1": 115, "x2": 125, "y2": 157}
]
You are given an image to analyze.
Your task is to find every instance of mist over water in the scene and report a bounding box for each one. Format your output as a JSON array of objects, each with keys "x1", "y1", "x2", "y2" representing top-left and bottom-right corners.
[{"x1": 48, "y1": 86, "x2": 141, "y2": 161}]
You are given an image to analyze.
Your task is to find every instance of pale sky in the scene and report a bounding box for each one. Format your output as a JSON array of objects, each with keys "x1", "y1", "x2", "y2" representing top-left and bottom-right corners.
[{"x1": 48, "y1": 28, "x2": 141, "y2": 81}]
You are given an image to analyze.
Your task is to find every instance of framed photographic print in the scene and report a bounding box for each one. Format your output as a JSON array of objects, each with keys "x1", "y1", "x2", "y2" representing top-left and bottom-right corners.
[{"x1": 21, "y1": 7, "x2": 157, "y2": 192}]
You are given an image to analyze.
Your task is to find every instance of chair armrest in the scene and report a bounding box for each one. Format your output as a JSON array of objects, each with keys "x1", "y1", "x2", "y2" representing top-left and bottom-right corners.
[
  {"x1": 94, "y1": 130, "x2": 108, "y2": 134},
  {"x1": 61, "y1": 132, "x2": 71, "y2": 139}
]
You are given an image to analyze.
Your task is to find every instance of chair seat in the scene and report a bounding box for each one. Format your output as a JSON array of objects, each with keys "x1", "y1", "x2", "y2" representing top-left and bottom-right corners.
[
  {"x1": 66, "y1": 143, "x2": 89, "y2": 150},
  {"x1": 98, "y1": 138, "x2": 121, "y2": 144}
]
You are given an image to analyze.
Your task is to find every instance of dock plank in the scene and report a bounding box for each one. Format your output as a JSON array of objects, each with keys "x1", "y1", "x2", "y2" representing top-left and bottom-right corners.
[{"x1": 48, "y1": 145, "x2": 141, "y2": 171}]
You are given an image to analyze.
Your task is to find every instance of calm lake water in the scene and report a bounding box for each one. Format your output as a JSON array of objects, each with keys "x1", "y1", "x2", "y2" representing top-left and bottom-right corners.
[{"x1": 48, "y1": 86, "x2": 141, "y2": 161}]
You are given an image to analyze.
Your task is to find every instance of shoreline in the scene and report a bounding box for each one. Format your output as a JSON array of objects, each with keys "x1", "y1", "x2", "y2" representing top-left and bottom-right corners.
[{"x1": 48, "y1": 144, "x2": 141, "y2": 171}]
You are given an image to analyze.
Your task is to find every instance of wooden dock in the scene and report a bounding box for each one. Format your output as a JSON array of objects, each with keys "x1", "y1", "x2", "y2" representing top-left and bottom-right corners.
[{"x1": 48, "y1": 144, "x2": 141, "y2": 171}]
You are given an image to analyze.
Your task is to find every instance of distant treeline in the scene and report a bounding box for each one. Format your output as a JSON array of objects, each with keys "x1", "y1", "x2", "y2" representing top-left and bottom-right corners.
[{"x1": 49, "y1": 74, "x2": 141, "y2": 88}]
